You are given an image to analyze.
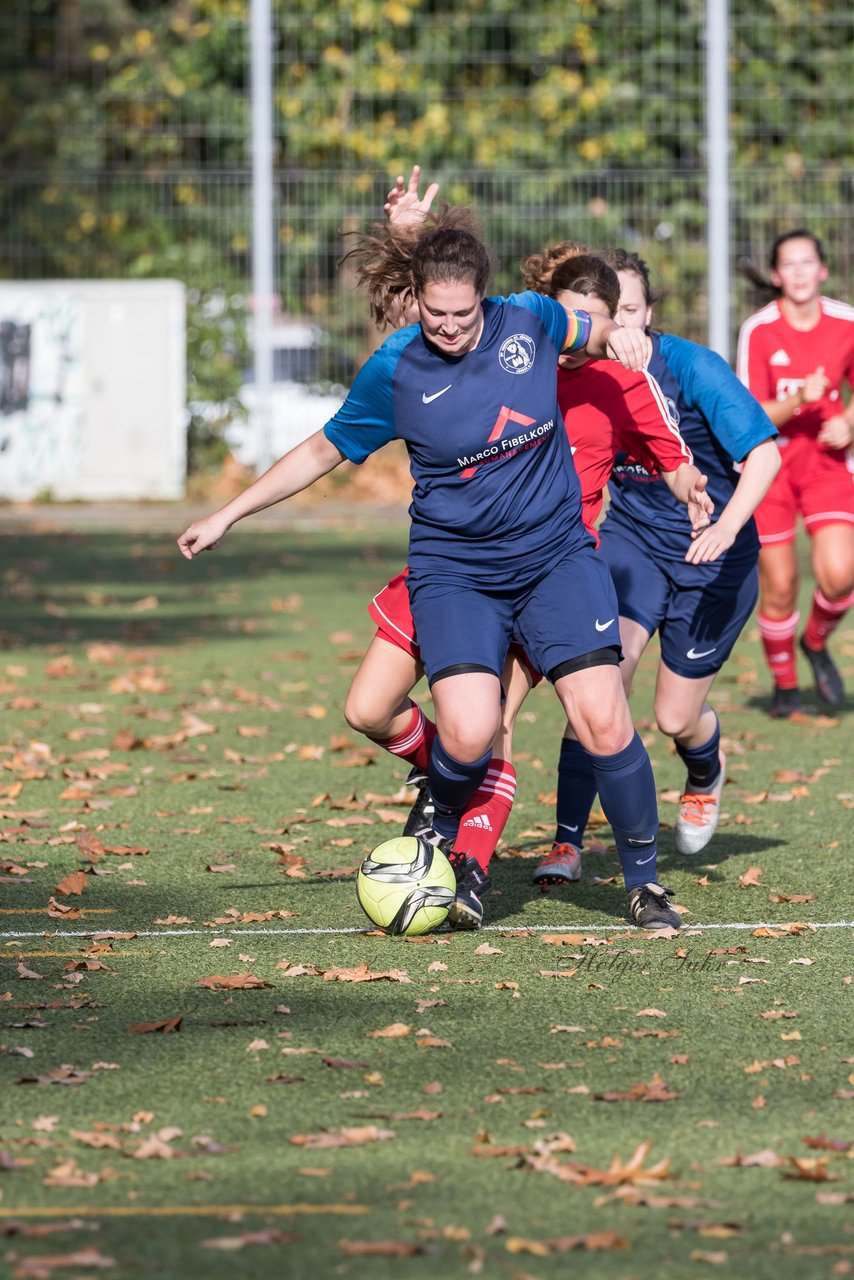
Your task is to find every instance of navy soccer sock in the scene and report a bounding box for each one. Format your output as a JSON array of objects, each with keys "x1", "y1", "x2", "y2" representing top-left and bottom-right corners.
[
  {"x1": 589, "y1": 730, "x2": 659, "y2": 891},
  {"x1": 553, "y1": 737, "x2": 598, "y2": 848},
  {"x1": 428, "y1": 737, "x2": 492, "y2": 842},
  {"x1": 676, "y1": 717, "x2": 721, "y2": 790}
]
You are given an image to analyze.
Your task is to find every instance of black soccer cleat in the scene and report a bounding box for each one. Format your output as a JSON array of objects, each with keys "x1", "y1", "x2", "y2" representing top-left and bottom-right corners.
[
  {"x1": 447, "y1": 855, "x2": 491, "y2": 930},
  {"x1": 799, "y1": 636, "x2": 845, "y2": 708},
  {"x1": 769, "y1": 685, "x2": 802, "y2": 719},
  {"x1": 626, "y1": 882, "x2": 681, "y2": 930},
  {"x1": 402, "y1": 768, "x2": 435, "y2": 837}
]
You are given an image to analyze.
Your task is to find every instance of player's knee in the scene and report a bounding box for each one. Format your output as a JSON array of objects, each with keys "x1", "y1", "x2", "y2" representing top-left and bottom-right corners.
[
  {"x1": 573, "y1": 705, "x2": 634, "y2": 756},
  {"x1": 816, "y1": 568, "x2": 854, "y2": 602},
  {"x1": 760, "y1": 576, "x2": 797, "y2": 615},
  {"x1": 437, "y1": 720, "x2": 497, "y2": 764},
  {"x1": 343, "y1": 688, "x2": 389, "y2": 738},
  {"x1": 654, "y1": 704, "x2": 694, "y2": 740}
]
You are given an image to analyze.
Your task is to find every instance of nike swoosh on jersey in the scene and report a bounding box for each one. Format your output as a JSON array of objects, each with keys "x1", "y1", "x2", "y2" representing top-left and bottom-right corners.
[
  {"x1": 421, "y1": 384, "x2": 453, "y2": 404},
  {"x1": 595, "y1": 618, "x2": 615, "y2": 632},
  {"x1": 686, "y1": 646, "x2": 717, "y2": 659}
]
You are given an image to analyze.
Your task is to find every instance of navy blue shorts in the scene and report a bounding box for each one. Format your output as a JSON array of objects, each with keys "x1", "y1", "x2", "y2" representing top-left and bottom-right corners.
[
  {"x1": 408, "y1": 545, "x2": 621, "y2": 686},
  {"x1": 598, "y1": 520, "x2": 758, "y2": 679}
]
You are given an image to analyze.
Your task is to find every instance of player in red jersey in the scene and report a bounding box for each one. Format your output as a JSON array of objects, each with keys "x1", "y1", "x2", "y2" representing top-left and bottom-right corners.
[
  {"x1": 737, "y1": 230, "x2": 854, "y2": 717},
  {"x1": 344, "y1": 202, "x2": 711, "y2": 919}
]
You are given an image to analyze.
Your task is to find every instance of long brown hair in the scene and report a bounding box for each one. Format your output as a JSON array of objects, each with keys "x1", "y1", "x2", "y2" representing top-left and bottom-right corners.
[{"x1": 340, "y1": 204, "x2": 493, "y2": 329}]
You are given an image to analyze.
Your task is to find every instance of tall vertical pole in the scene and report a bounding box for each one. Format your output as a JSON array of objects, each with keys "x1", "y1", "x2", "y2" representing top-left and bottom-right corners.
[
  {"x1": 250, "y1": 0, "x2": 275, "y2": 473},
  {"x1": 706, "y1": 0, "x2": 731, "y2": 360}
]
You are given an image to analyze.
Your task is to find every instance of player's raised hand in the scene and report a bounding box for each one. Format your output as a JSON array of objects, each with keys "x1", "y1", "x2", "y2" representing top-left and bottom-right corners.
[
  {"x1": 605, "y1": 325, "x2": 652, "y2": 372},
  {"x1": 384, "y1": 165, "x2": 440, "y2": 231},
  {"x1": 177, "y1": 511, "x2": 232, "y2": 560}
]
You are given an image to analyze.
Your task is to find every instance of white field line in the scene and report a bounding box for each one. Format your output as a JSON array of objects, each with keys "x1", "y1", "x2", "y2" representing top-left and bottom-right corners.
[{"x1": 1, "y1": 920, "x2": 853, "y2": 940}]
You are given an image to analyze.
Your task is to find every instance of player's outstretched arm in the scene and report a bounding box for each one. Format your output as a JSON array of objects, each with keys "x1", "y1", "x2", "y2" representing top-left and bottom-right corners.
[
  {"x1": 683, "y1": 438, "x2": 781, "y2": 565},
  {"x1": 177, "y1": 429, "x2": 346, "y2": 560},
  {"x1": 661, "y1": 463, "x2": 714, "y2": 532},
  {"x1": 384, "y1": 165, "x2": 440, "y2": 231}
]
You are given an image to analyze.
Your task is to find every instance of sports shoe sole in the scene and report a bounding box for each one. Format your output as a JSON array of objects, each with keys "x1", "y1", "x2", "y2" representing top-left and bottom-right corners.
[{"x1": 447, "y1": 902, "x2": 483, "y2": 929}]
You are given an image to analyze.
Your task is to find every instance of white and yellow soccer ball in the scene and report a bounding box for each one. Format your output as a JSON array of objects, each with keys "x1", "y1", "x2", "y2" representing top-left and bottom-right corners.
[{"x1": 357, "y1": 835, "x2": 456, "y2": 936}]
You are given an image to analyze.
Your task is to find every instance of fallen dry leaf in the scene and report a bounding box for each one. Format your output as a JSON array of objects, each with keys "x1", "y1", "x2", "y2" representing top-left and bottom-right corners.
[
  {"x1": 54, "y1": 870, "x2": 88, "y2": 897},
  {"x1": 505, "y1": 1230, "x2": 629, "y2": 1255},
  {"x1": 322, "y1": 964, "x2": 411, "y2": 984},
  {"x1": 289, "y1": 1126, "x2": 394, "y2": 1149},
  {"x1": 5, "y1": 1249, "x2": 116, "y2": 1274},
  {"x1": 196, "y1": 974, "x2": 273, "y2": 991},
  {"x1": 593, "y1": 1073, "x2": 678, "y2": 1103},
  {"x1": 43, "y1": 1159, "x2": 101, "y2": 1188},
  {"x1": 201, "y1": 1229, "x2": 298, "y2": 1250},
  {"x1": 366, "y1": 1022, "x2": 412, "y2": 1039},
  {"x1": 339, "y1": 1240, "x2": 425, "y2": 1257},
  {"x1": 128, "y1": 1016, "x2": 182, "y2": 1034}
]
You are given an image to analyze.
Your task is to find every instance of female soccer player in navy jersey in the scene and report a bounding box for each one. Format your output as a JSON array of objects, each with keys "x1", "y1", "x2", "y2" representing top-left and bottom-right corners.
[
  {"x1": 349, "y1": 244, "x2": 713, "y2": 881},
  {"x1": 737, "y1": 231, "x2": 854, "y2": 718},
  {"x1": 178, "y1": 193, "x2": 683, "y2": 933},
  {"x1": 537, "y1": 249, "x2": 780, "y2": 885}
]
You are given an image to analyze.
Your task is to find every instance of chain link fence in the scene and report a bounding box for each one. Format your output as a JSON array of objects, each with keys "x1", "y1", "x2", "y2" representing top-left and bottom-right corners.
[{"x1": 2, "y1": 1, "x2": 851, "y2": 451}]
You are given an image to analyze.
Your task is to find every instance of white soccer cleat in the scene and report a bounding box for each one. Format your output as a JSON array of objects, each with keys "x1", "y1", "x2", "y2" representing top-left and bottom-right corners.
[{"x1": 674, "y1": 752, "x2": 726, "y2": 856}]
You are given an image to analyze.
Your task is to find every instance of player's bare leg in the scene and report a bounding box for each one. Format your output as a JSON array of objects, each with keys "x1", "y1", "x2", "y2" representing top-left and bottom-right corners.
[{"x1": 344, "y1": 635, "x2": 440, "y2": 819}]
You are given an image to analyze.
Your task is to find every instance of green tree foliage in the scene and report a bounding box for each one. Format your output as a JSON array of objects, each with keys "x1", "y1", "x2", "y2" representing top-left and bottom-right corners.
[{"x1": 1, "y1": 0, "x2": 851, "y2": 463}]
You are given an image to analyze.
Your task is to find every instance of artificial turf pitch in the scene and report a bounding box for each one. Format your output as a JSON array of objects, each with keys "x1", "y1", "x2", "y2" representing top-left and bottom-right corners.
[{"x1": 0, "y1": 515, "x2": 852, "y2": 1279}]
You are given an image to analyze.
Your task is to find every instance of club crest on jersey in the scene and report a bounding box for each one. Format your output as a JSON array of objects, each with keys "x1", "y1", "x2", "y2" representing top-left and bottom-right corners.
[
  {"x1": 498, "y1": 334, "x2": 536, "y2": 374},
  {"x1": 665, "y1": 396, "x2": 680, "y2": 426}
]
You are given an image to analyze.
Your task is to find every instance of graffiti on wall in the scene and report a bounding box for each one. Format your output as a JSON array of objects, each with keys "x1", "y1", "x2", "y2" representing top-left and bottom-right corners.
[{"x1": 0, "y1": 291, "x2": 83, "y2": 499}]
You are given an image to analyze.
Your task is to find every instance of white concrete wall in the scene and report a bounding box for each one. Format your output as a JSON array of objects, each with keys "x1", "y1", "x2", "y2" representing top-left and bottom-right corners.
[{"x1": 0, "y1": 280, "x2": 185, "y2": 500}]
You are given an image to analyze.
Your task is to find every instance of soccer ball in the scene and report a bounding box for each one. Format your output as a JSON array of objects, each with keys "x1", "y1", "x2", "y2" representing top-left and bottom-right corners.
[{"x1": 357, "y1": 835, "x2": 456, "y2": 936}]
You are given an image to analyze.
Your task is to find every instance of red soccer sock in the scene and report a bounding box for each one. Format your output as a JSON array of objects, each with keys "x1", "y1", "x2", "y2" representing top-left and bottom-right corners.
[
  {"x1": 454, "y1": 759, "x2": 517, "y2": 872},
  {"x1": 758, "y1": 610, "x2": 799, "y2": 689},
  {"x1": 372, "y1": 703, "x2": 437, "y2": 773},
  {"x1": 803, "y1": 587, "x2": 854, "y2": 650}
]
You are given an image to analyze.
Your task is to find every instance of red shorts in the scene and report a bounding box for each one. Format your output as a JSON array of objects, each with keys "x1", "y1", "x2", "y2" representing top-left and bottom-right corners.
[
  {"x1": 368, "y1": 569, "x2": 544, "y2": 686},
  {"x1": 755, "y1": 435, "x2": 854, "y2": 546}
]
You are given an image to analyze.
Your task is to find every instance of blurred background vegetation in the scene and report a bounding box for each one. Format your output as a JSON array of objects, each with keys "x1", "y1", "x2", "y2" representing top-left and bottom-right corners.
[{"x1": 2, "y1": 0, "x2": 852, "y2": 471}]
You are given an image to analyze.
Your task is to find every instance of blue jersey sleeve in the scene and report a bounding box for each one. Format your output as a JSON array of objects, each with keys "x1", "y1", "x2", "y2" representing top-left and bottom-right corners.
[
  {"x1": 322, "y1": 328, "x2": 416, "y2": 464},
  {"x1": 502, "y1": 291, "x2": 592, "y2": 354},
  {"x1": 658, "y1": 333, "x2": 777, "y2": 461}
]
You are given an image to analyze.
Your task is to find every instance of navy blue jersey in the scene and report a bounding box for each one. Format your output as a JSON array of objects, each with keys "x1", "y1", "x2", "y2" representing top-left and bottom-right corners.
[
  {"x1": 605, "y1": 332, "x2": 778, "y2": 563},
  {"x1": 324, "y1": 292, "x2": 594, "y2": 584}
]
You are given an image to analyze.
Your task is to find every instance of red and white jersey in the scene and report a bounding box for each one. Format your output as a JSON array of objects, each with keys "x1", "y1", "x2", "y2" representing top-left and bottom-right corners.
[
  {"x1": 736, "y1": 297, "x2": 854, "y2": 442},
  {"x1": 557, "y1": 358, "x2": 693, "y2": 536}
]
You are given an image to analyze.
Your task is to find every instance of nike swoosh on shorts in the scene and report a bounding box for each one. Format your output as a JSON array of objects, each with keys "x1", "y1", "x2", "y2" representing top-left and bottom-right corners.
[
  {"x1": 686, "y1": 647, "x2": 717, "y2": 659},
  {"x1": 595, "y1": 619, "x2": 614, "y2": 632}
]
